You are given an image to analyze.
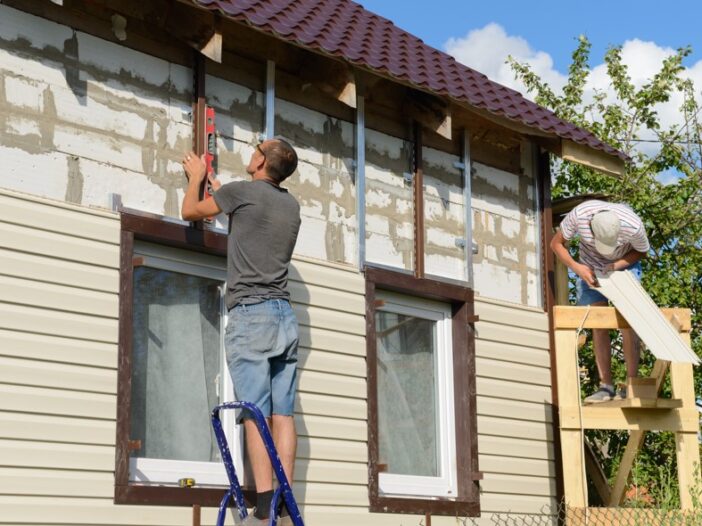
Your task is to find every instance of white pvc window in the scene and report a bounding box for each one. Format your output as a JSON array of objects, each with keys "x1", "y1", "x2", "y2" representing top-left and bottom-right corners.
[
  {"x1": 128, "y1": 242, "x2": 243, "y2": 486},
  {"x1": 375, "y1": 291, "x2": 457, "y2": 498}
]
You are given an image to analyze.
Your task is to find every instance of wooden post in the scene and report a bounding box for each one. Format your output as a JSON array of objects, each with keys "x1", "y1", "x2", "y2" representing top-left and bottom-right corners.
[
  {"x1": 555, "y1": 258, "x2": 570, "y2": 306},
  {"x1": 555, "y1": 328, "x2": 587, "y2": 507},
  {"x1": 671, "y1": 331, "x2": 701, "y2": 510}
]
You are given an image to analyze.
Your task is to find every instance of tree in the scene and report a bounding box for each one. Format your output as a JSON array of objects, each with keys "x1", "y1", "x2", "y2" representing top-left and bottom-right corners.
[{"x1": 509, "y1": 37, "x2": 702, "y2": 507}]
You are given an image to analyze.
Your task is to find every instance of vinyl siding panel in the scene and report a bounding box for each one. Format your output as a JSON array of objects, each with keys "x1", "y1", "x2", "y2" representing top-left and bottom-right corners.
[{"x1": 474, "y1": 297, "x2": 557, "y2": 514}]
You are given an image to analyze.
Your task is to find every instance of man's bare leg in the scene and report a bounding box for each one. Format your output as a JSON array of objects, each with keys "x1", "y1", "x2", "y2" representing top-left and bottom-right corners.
[
  {"x1": 245, "y1": 418, "x2": 273, "y2": 492},
  {"x1": 591, "y1": 301, "x2": 613, "y2": 386},
  {"x1": 271, "y1": 414, "x2": 297, "y2": 485},
  {"x1": 622, "y1": 328, "x2": 640, "y2": 379}
]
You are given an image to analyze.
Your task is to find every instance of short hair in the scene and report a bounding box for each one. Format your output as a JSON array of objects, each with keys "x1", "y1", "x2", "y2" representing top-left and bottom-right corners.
[{"x1": 264, "y1": 138, "x2": 298, "y2": 183}]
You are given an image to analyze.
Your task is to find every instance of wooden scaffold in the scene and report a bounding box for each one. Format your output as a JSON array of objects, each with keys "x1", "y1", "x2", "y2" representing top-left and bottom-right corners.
[{"x1": 554, "y1": 305, "x2": 701, "y2": 522}]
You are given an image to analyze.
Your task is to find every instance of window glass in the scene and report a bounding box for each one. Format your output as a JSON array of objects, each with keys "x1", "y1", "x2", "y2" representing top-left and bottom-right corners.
[
  {"x1": 375, "y1": 292, "x2": 456, "y2": 498},
  {"x1": 130, "y1": 267, "x2": 222, "y2": 463},
  {"x1": 377, "y1": 311, "x2": 438, "y2": 476}
]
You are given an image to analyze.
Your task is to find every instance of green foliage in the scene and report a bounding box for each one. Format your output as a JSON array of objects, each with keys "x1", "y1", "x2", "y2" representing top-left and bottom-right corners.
[{"x1": 509, "y1": 37, "x2": 702, "y2": 507}]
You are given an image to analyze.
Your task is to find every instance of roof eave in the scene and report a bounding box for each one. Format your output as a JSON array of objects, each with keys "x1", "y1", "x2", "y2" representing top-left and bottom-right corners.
[{"x1": 560, "y1": 139, "x2": 626, "y2": 178}]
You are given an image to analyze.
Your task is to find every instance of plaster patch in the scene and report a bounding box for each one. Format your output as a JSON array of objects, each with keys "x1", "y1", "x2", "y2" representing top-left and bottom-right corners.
[
  {"x1": 297, "y1": 161, "x2": 322, "y2": 187},
  {"x1": 365, "y1": 232, "x2": 407, "y2": 268},
  {"x1": 501, "y1": 246, "x2": 519, "y2": 263},
  {"x1": 425, "y1": 253, "x2": 466, "y2": 282},
  {"x1": 0, "y1": 145, "x2": 68, "y2": 200},
  {"x1": 77, "y1": 32, "x2": 172, "y2": 88},
  {"x1": 5, "y1": 115, "x2": 41, "y2": 137},
  {"x1": 51, "y1": 83, "x2": 149, "y2": 140},
  {"x1": 300, "y1": 200, "x2": 324, "y2": 221},
  {"x1": 79, "y1": 158, "x2": 167, "y2": 214},
  {"x1": 3, "y1": 75, "x2": 44, "y2": 111},
  {"x1": 366, "y1": 214, "x2": 389, "y2": 235},
  {"x1": 294, "y1": 216, "x2": 329, "y2": 260},
  {"x1": 53, "y1": 126, "x2": 144, "y2": 173},
  {"x1": 366, "y1": 188, "x2": 391, "y2": 208},
  {"x1": 426, "y1": 227, "x2": 462, "y2": 249},
  {"x1": 330, "y1": 178, "x2": 345, "y2": 198},
  {"x1": 473, "y1": 261, "x2": 524, "y2": 305}
]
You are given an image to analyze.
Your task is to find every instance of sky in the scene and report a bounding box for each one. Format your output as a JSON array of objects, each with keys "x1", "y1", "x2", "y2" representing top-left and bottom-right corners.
[{"x1": 359, "y1": 1, "x2": 702, "y2": 183}]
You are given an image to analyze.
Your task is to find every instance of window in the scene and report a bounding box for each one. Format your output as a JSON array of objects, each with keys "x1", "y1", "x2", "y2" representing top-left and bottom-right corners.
[
  {"x1": 376, "y1": 293, "x2": 456, "y2": 498},
  {"x1": 128, "y1": 242, "x2": 242, "y2": 487},
  {"x1": 115, "y1": 214, "x2": 245, "y2": 506},
  {"x1": 366, "y1": 267, "x2": 480, "y2": 516}
]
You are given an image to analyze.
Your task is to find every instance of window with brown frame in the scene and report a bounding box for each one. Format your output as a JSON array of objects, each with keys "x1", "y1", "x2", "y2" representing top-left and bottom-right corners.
[
  {"x1": 365, "y1": 266, "x2": 480, "y2": 516},
  {"x1": 115, "y1": 212, "x2": 254, "y2": 507}
]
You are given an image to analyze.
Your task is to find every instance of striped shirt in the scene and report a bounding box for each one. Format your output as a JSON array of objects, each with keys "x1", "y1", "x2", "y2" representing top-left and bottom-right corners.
[{"x1": 559, "y1": 200, "x2": 650, "y2": 271}]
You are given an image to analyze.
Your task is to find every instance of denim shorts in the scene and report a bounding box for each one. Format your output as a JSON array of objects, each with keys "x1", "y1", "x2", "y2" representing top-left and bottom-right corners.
[
  {"x1": 225, "y1": 299, "x2": 299, "y2": 421},
  {"x1": 576, "y1": 261, "x2": 642, "y2": 306}
]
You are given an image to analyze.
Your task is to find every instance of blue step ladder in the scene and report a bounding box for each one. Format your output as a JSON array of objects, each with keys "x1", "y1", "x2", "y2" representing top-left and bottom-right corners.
[{"x1": 212, "y1": 401, "x2": 304, "y2": 526}]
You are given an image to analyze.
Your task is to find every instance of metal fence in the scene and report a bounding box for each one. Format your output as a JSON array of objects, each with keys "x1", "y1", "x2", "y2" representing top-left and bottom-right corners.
[{"x1": 447, "y1": 501, "x2": 702, "y2": 526}]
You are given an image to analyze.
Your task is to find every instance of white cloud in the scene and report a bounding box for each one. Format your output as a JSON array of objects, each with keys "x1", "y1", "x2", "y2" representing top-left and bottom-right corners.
[
  {"x1": 443, "y1": 24, "x2": 702, "y2": 181},
  {"x1": 444, "y1": 23, "x2": 567, "y2": 95}
]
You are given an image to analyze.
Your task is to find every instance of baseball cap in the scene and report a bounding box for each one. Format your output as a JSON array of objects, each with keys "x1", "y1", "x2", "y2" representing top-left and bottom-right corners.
[{"x1": 590, "y1": 210, "x2": 620, "y2": 256}]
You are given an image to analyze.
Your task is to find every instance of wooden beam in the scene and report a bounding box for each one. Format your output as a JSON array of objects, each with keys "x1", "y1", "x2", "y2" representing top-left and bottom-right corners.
[
  {"x1": 199, "y1": 18, "x2": 222, "y2": 63},
  {"x1": 413, "y1": 122, "x2": 425, "y2": 278},
  {"x1": 554, "y1": 329, "x2": 587, "y2": 507},
  {"x1": 584, "y1": 439, "x2": 611, "y2": 505},
  {"x1": 561, "y1": 139, "x2": 626, "y2": 178},
  {"x1": 608, "y1": 360, "x2": 672, "y2": 507},
  {"x1": 671, "y1": 332, "x2": 702, "y2": 510},
  {"x1": 560, "y1": 407, "x2": 699, "y2": 432},
  {"x1": 404, "y1": 93, "x2": 452, "y2": 140},
  {"x1": 296, "y1": 53, "x2": 357, "y2": 108},
  {"x1": 553, "y1": 306, "x2": 691, "y2": 331}
]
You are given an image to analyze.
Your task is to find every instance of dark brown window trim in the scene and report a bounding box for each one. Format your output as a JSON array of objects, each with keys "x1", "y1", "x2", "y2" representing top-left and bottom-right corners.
[
  {"x1": 365, "y1": 266, "x2": 480, "y2": 517},
  {"x1": 115, "y1": 211, "x2": 254, "y2": 507}
]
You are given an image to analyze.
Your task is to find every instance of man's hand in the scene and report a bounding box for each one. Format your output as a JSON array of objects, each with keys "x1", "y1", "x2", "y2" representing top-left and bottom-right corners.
[
  {"x1": 182, "y1": 152, "x2": 206, "y2": 184},
  {"x1": 575, "y1": 263, "x2": 598, "y2": 287}
]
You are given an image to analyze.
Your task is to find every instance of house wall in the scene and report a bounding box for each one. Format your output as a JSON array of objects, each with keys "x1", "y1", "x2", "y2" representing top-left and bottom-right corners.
[
  {"x1": 0, "y1": 188, "x2": 555, "y2": 525},
  {"x1": 0, "y1": 4, "x2": 555, "y2": 524}
]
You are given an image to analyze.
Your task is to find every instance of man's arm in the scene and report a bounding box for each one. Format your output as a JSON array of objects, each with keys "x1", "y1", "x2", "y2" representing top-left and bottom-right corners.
[
  {"x1": 603, "y1": 249, "x2": 646, "y2": 273},
  {"x1": 550, "y1": 230, "x2": 598, "y2": 287},
  {"x1": 181, "y1": 152, "x2": 222, "y2": 221}
]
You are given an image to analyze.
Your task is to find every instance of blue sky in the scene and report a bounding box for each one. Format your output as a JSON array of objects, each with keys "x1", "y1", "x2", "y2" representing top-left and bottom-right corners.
[{"x1": 359, "y1": 0, "x2": 702, "y2": 72}]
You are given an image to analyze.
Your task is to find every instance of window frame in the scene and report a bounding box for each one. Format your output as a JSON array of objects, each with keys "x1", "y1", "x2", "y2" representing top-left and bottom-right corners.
[
  {"x1": 115, "y1": 212, "x2": 254, "y2": 507},
  {"x1": 365, "y1": 266, "x2": 480, "y2": 516}
]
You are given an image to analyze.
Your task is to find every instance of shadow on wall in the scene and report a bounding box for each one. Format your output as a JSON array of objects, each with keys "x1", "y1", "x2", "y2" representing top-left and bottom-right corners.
[{"x1": 288, "y1": 264, "x2": 311, "y2": 502}]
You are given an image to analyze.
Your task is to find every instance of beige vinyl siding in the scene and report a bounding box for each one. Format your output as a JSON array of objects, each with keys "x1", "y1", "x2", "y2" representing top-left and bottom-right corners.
[{"x1": 475, "y1": 297, "x2": 557, "y2": 515}]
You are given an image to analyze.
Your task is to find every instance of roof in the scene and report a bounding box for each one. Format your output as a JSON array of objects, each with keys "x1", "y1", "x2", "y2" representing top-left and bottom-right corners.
[{"x1": 194, "y1": 0, "x2": 627, "y2": 162}]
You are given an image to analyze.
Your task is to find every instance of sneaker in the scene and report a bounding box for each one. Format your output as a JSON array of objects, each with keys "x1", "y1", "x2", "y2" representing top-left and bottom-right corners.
[
  {"x1": 618, "y1": 386, "x2": 628, "y2": 400},
  {"x1": 584, "y1": 385, "x2": 616, "y2": 404}
]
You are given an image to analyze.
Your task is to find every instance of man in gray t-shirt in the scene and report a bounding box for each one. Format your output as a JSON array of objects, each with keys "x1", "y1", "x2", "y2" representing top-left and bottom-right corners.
[{"x1": 181, "y1": 138, "x2": 301, "y2": 525}]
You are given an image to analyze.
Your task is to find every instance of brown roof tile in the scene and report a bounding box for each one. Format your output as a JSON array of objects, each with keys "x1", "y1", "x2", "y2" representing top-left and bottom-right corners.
[{"x1": 194, "y1": 0, "x2": 627, "y2": 161}]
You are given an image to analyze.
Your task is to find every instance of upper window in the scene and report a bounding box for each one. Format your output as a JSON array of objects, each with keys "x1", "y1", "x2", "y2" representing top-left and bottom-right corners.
[{"x1": 375, "y1": 292, "x2": 457, "y2": 498}]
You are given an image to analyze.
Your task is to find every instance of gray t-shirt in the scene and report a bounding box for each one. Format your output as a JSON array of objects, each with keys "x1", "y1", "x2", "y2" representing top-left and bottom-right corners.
[{"x1": 213, "y1": 179, "x2": 301, "y2": 309}]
